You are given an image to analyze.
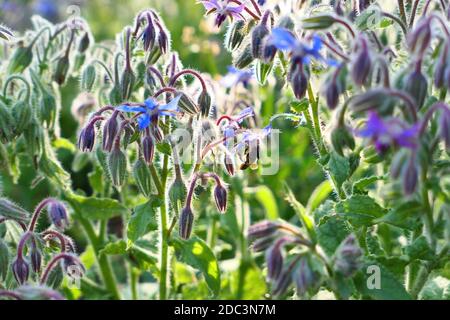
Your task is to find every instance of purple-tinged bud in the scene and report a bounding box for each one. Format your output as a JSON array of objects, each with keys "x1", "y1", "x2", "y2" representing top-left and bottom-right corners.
[
  {"x1": 108, "y1": 148, "x2": 128, "y2": 187},
  {"x1": 251, "y1": 24, "x2": 269, "y2": 59},
  {"x1": 214, "y1": 13, "x2": 228, "y2": 28},
  {"x1": 440, "y1": 112, "x2": 450, "y2": 151},
  {"x1": 333, "y1": 234, "x2": 362, "y2": 277},
  {"x1": 434, "y1": 42, "x2": 449, "y2": 88},
  {"x1": 141, "y1": 135, "x2": 155, "y2": 164},
  {"x1": 102, "y1": 112, "x2": 119, "y2": 152},
  {"x1": 30, "y1": 242, "x2": 42, "y2": 274},
  {"x1": 348, "y1": 88, "x2": 388, "y2": 113},
  {"x1": 179, "y1": 206, "x2": 194, "y2": 240},
  {"x1": 224, "y1": 154, "x2": 235, "y2": 176},
  {"x1": 404, "y1": 67, "x2": 427, "y2": 110},
  {"x1": 158, "y1": 29, "x2": 170, "y2": 54},
  {"x1": 142, "y1": 20, "x2": 156, "y2": 52},
  {"x1": 252, "y1": 236, "x2": 277, "y2": 252},
  {"x1": 12, "y1": 257, "x2": 29, "y2": 285},
  {"x1": 47, "y1": 201, "x2": 69, "y2": 230},
  {"x1": 290, "y1": 64, "x2": 308, "y2": 99},
  {"x1": 351, "y1": 36, "x2": 371, "y2": 87},
  {"x1": 266, "y1": 237, "x2": 291, "y2": 280},
  {"x1": 325, "y1": 79, "x2": 340, "y2": 110},
  {"x1": 261, "y1": 39, "x2": 277, "y2": 63},
  {"x1": 407, "y1": 18, "x2": 432, "y2": 57},
  {"x1": 0, "y1": 239, "x2": 9, "y2": 281},
  {"x1": 271, "y1": 258, "x2": 298, "y2": 297},
  {"x1": 78, "y1": 32, "x2": 91, "y2": 53},
  {"x1": 77, "y1": 124, "x2": 96, "y2": 152},
  {"x1": 293, "y1": 257, "x2": 317, "y2": 297},
  {"x1": 178, "y1": 91, "x2": 200, "y2": 115},
  {"x1": 233, "y1": 44, "x2": 255, "y2": 69},
  {"x1": 248, "y1": 220, "x2": 280, "y2": 239},
  {"x1": 53, "y1": 55, "x2": 70, "y2": 85},
  {"x1": 403, "y1": 157, "x2": 418, "y2": 195},
  {"x1": 198, "y1": 90, "x2": 212, "y2": 118},
  {"x1": 390, "y1": 150, "x2": 408, "y2": 179},
  {"x1": 213, "y1": 183, "x2": 228, "y2": 213}
]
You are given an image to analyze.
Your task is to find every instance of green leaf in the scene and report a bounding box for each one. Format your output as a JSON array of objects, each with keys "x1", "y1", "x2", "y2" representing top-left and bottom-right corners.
[
  {"x1": 405, "y1": 236, "x2": 434, "y2": 261},
  {"x1": 127, "y1": 198, "x2": 161, "y2": 243},
  {"x1": 352, "y1": 175, "x2": 385, "y2": 193},
  {"x1": 172, "y1": 236, "x2": 221, "y2": 296},
  {"x1": 99, "y1": 240, "x2": 127, "y2": 256},
  {"x1": 245, "y1": 185, "x2": 278, "y2": 219},
  {"x1": 284, "y1": 184, "x2": 315, "y2": 240},
  {"x1": 316, "y1": 215, "x2": 350, "y2": 256},
  {"x1": 88, "y1": 165, "x2": 105, "y2": 195},
  {"x1": 354, "y1": 260, "x2": 412, "y2": 300},
  {"x1": 374, "y1": 201, "x2": 422, "y2": 230},
  {"x1": 65, "y1": 193, "x2": 128, "y2": 220},
  {"x1": 53, "y1": 138, "x2": 76, "y2": 152},
  {"x1": 335, "y1": 195, "x2": 386, "y2": 228},
  {"x1": 419, "y1": 276, "x2": 450, "y2": 300},
  {"x1": 306, "y1": 180, "x2": 332, "y2": 214},
  {"x1": 326, "y1": 152, "x2": 350, "y2": 189},
  {"x1": 289, "y1": 98, "x2": 309, "y2": 113}
]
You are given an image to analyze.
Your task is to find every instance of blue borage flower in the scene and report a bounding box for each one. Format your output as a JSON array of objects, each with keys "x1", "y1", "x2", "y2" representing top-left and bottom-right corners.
[
  {"x1": 358, "y1": 111, "x2": 419, "y2": 152},
  {"x1": 268, "y1": 27, "x2": 339, "y2": 66},
  {"x1": 221, "y1": 66, "x2": 253, "y2": 88},
  {"x1": 199, "y1": 0, "x2": 245, "y2": 27},
  {"x1": 117, "y1": 95, "x2": 181, "y2": 131},
  {"x1": 219, "y1": 106, "x2": 255, "y2": 148}
]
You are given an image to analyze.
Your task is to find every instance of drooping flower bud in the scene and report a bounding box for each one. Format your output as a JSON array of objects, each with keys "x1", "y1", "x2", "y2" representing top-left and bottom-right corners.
[
  {"x1": 333, "y1": 234, "x2": 362, "y2": 277},
  {"x1": 224, "y1": 154, "x2": 235, "y2": 176},
  {"x1": 179, "y1": 206, "x2": 194, "y2": 240},
  {"x1": 141, "y1": 135, "x2": 155, "y2": 164},
  {"x1": 402, "y1": 157, "x2": 418, "y2": 195},
  {"x1": 390, "y1": 150, "x2": 408, "y2": 179},
  {"x1": 120, "y1": 68, "x2": 136, "y2": 101},
  {"x1": 198, "y1": 90, "x2": 212, "y2": 117},
  {"x1": 142, "y1": 18, "x2": 156, "y2": 52},
  {"x1": 39, "y1": 88, "x2": 57, "y2": 130},
  {"x1": 440, "y1": 112, "x2": 450, "y2": 151},
  {"x1": 0, "y1": 239, "x2": 9, "y2": 281},
  {"x1": 302, "y1": 14, "x2": 336, "y2": 30},
  {"x1": 251, "y1": 23, "x2": 269, "y2": 59},
  {"x1": 294, "y1": 256, "x2": 320, "y2": 297},
  {"x1": 225, "y1": 20, "x2": 247, "y2": 52},
  {"x1": 53, "y1": 55, "x2": 70, "y2": 85},
  {"x1": 290, "y1": 64, "x2": 308, "y2": 99},
  {"x1": 132, "y1": 157, "x2": 152, "y2": 197},
  {"x1": 0, "y1": 101, "x2": 15, "y2": 143},
  {"x1": 78, "y1": 32, "x2": 91, "y2": 53},
  {"x1": 233, "y1": 44, "x2": 254, "y2": 69},
  {"x1": 266, "y1": 238, "x2": 290, "y2": 280},
  {"x1": 248, "y1": 220, "x2": 281, "y2": 240},
  {"x1": 102, "y1": 112, "x2": 119, "y2": 152},
  {"x1": 158, "y1": 28, "x2": 170, "y2": 54},
  {"x1": 331, "y1": 125, "x2": 355, "y2": 156},
  {"x1": 108, "y1": 148, "x2": 128, "y2": 187},
  {"x1": 30, "y1": 241, "x2": 42, "y2": 273},
  {"x1": 177, "y1": 91, "x2": 200, "y2": 115},
  {"x1": 81, "y1": 64, "x2": 96, "y2": 92},
  {"x1": 348, "y1": 88, "x2": 388, "y2": 113},
  {"x1": 47, "y1": 200, "x2": 69, "y2": 230},
  {"x1": 77, "y1": 124, "x2": 96, "y2": 152},
  {"x1": 8, "y1": 45, "x2": 33, "y2": 74},
  {"x1": 11, "y1": 100, "x2": 33, "y2": 136},
  {"x1": 147, "y1": 42, "x2": 162, "y2": 65},
  {"x1": 351, "y1": 36, "x2": 371, "y2": 87},
  {"x1": 12, "y1": 257, "x2": 29, "y2": 285},
  {"x1": 213, "y1": 183, "x2": 228, "y2": 213},
  {"x1": 434, "y1": 41, "x2": 449, "y2": 88},
  {"x1": 169, "y1": 177, "x2": 187, "y2": 207},
  {"x1": 407, "y1": 17, "x2": 432, "y2": 57},
  {"x1": 404, "y1": 65, "x2": 427, "y2": 110}
]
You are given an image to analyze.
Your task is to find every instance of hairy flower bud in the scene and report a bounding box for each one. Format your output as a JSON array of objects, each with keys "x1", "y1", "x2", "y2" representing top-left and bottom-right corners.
[
  {"x1": 248, "y1": 220, "x2": 281, "y2": 240},
  {"x1": 325, "y1": 79, "x2": 339, "y2": 110},
  {"x1": 351, "y1": 37, "x2": 371, "y2": 87},
  {"x1": 348, "y1": 88, "x2": 388, "y2": 113},
  {"x1": 132, "y1": 157, "x2": 152, "y2": 197},
  {"x1": 12, "y1": 257, "x2": 29, "y2": 285},
  {"x1": 143, "y1": 23, "x2": 156, "y2": 52},
  {"x1": 108, "y1": 148, "x2": 128, "y2": 187},
  {"x1": 266, "y1": 238, "x2": 290, "y2": 280},
  {"x1": 333, "y1": 234, "x2": 362, "y2": 277},
  {"x1": 403, "y1": 157, "x2": 418, "y2": 195},
  {"x1": 78, "y1": 32, "x2": 91, "y2": 53},
  {"x1": 404, "y1": 68, "x2": 427, "y2": 109},
  {"x1": 11, "y1": 100, "x2": 33, "y2": 136},
  {"x1": 294, "y1": 256, "x2": 320, "y2": 297},
  {"x1": 39, "y1": 89, "x2": 57, "y2": 129},
  {"x1": 102, "y1": 113, "x2": 119, "y2": 152},
  {"x1": 331, "y1": 125, "x2": 355, "y2": 156},
  {"x1": 121, "y1": 68, "x2": 136, "y2": 101},
  {"x1": 179, "y1": 206, "x2": 194, "y2": 240},
  {"x1": 0, "y1": 239, "x2": 9, "y2": 281},
  {"x1": 390, "y1": 150, "x2": 408, "y2": 179},
  {"x1": 233, "y1": 44, "x2": 254, "y2": 69},
  {"x1": 302, "y1": 14, "x2": 336, "y2": 30},
  {"x1": 0, "y1": 102, "x2": 15, "y2": 143},
  {"x1": 251, "y1": 24, "x2": 269, "y2": 59},
  {"x1": 169, "y1": 177, "x2": 187, "y2": 207},
  {"x1": 407, "y1": 18, "x2": 431, "y2": 57},
  {"x1": 81, "y1": 64, "x2": 96, "y2": 92},
  {"x1": 225, "y1": 20, "x2": 247, "y2": 51},
  {"x1": 53, "y1": 55, "x2": 70, "y2": 85},
  {"x1": 141, "y1": 135, "x2": 155, "y2": 164},
  {"x1": 224, "y1": 154, "x2": 235, "y2": 176},
  {"x1": 440, "y1": 112, "x2": 450, "y2": 151},
  {"x1": 0, "y1": 197, "x2": 29, "y2": 222},
  {"x1": 290, "y1": 65, "x2": 308, "y2": 99},
  {"x1": 8, "y1": 45, "x2": 33, "y2": 74},
  {"x1": 77, "y1": 124, "x2": 96, "y2": 152},
  {"x1": 178, "y1": 91, "x2": 200, "y2": 115},
  {"x1": 198, "y1": 90, "x2": 212, "y2": 117},
  {"x1": 48, "y1": 201, "x2": 69, "y2": 230},
  {"x1": 213, "y1": 183, "x2": 227, "y2": 213},
  {"x1": 30, "y1": 242, "x2": 42, "y2": 273}
]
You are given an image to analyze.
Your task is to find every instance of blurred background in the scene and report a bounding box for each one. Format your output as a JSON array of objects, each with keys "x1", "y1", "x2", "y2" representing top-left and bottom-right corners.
[{"x1": 0, "y1": 0, "x2": 323, "y2": 227}]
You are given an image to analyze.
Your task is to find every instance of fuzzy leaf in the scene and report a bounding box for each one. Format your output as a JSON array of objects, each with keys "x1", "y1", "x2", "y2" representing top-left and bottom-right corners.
[
  {"x1": 127, "y1": 198, "x2": 161, "y2": 243},
  {"x1": 66, "y1": 193, "x2": 128, "y2": 220},
  {"x1": 335, "y1": 195, "x2": 386, "y2": 228}
]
